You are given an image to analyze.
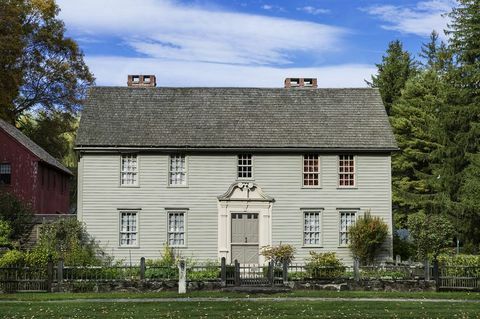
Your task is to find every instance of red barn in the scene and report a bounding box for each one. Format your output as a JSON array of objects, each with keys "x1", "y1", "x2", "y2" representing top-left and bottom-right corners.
[{"x1": 0, "y1": 118, "x2": 72, "y2": 215}]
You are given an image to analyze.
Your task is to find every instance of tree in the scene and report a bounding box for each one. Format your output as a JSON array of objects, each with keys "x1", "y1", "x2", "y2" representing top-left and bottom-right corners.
[
  {"x1": 0, "y1": 192, "x2": 34, "y2": 245},
  {"x1": 434, "y1": 0, "x2": 480, "y2": 248},
  {"x1": 390, "y1": 70, "x2": 448, "y2": 227},
  {"x1": 367, "y1": 40, "x2": 417, "y2": 114},
  {"x1": 407, "y1": 212, "x2": 454, "y2": 260},
  {"x1": 348, "y1": 211, "x2": 389, "y2": 265},
  {"x1": 0, "y1": 0, "x2": 94, "y2": 123},
  {"x1": 0, "y1": 220, "x2": 13, "y2": 248},
  {"x1": 419, "y1": 30, "x2": 453, "y2": 73}
]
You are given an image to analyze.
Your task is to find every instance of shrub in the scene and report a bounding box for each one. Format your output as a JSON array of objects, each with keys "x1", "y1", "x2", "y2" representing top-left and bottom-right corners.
[
  {"x1": 348, "y1": 211, "x2": 389, "y2": 265},
  {"x1": 408, "y1": 212, "x2": 454, "y2": 260},
  {"x1": 0, "y1": 192, "x2": 34, "y2": 244},
  {"x1": 0, "y1": 220, "x2": 13, "y2": 248},
  {"x1": 260, "y1": 244, "x2": 295, "y2": 266},
  {"x1": 187, "y1": 260, "x2": 220, "y2": 280},
  {"x1": 437, "y1": 254, "x2": 480, "y2": 277},
  {"x1": 0, "y1": 249, "x2": 24, "y2": 267},
  {"x1": 145, "y1": 244, "x2": 178, "y2": 280},
  {"x1": 305, "y1": 252, "x2": 346, "y2": 279}
]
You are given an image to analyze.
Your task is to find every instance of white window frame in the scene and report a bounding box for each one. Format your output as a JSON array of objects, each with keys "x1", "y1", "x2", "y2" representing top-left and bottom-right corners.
[
  {"x1": 302, "y1": 209, "x2": 323, "y2": 247},
  {"x1": 338, "y1": 155, "x2": 356, "y2": 188},
  {"x1": 237, "y1": 154, "x2": 253, "y2": 180},
  {"x1": 302, "y1": 154, "x2": 320, "y2": 188},
  {"x1": 167, "y1": 211, "x2": 187, "y2": 247},
  {"x1": 338, "y1": 210, "x2": 357, "y2": 246},
  {"x1": 168, "y1": 155, "x2": 188, "y2": 187},
  {"x1": 120, "y1": 154, "x2": 139, "y2": 187},
  {"x1": 119, "y1": 211, "x2": 139, "y2": 248}
]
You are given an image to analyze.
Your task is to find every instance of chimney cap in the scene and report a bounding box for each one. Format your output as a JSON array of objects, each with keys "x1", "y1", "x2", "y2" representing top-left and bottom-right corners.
[
  {"x1": 127, "y1": 75, "x2": 156, "y2": 87},
  {"x1": 284, "y1": 77, "x2": 317, "y2": 89}
]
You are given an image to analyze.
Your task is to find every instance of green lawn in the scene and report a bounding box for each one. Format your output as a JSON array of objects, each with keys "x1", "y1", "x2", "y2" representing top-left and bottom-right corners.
[
  {"x1": 0, "y1": 289, "x2": 479, "y2": 301},
  {"x1": 1, "y1": 299, "x2": 480, "y2": 318}
]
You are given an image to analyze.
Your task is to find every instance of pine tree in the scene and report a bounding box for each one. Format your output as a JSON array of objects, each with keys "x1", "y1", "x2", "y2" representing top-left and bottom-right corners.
[
  {"x1": 390, "y1": 70, "x2": 447, "y2": 228},
  {"x1": 437, "y1": 0, "x2": 480, "y2": 249},
  {"x1": 367, "y1": 40, "x2": 417, "y2": 115},
  {"x1": 419, "y1": 31, "x2": 453, "y2": 73}
]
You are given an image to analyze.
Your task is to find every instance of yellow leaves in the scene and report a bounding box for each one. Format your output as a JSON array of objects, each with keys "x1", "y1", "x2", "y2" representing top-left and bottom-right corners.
[{"x1": 30, "y1": 0, "x2": 56, "y2": 16}]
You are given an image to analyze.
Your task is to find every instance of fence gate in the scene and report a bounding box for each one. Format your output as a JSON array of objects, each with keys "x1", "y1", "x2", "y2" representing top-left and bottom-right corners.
[{"x1": 224, "y1": 259, "x2": 284, "y2": 287}]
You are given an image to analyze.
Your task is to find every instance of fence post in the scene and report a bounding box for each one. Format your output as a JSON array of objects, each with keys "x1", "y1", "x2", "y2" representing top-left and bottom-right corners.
[
  {"x1": 234, "y1": 259, "x2": 240, "y2": 287},
  {"x1": 220, "y1": 257, "x2": 226, "y2": 287},
  {"x1": 282, "y1": 260, "x2": 288, "y2": 284},
  {"x1": 178, "y1": 259, "x2": 186, "y2": 294},
  {"x1": 424, "y1": 259, "x2": 430, "y2": 282},
  {"x1": 268, "y1": 261, "x2": 274, "y2": 286},
  {"x1": 433, "y1": 259, "x2": 440, "y2": 290},
  {"x1": 57, "y1": 259, "x2": 64, "y2": 284},
  {"x1": 140, "y1": 257, "x2": 146, "y2": 281},
  {"x1": 46, "y1": 259, "x2": 53, "y2": 293},
  {"x1": 353, "y1": 258, "x2": 360, "y2": 282}
]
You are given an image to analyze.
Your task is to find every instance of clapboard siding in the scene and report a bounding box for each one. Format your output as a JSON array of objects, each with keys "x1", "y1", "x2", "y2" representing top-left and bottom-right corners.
[{"x1": 79, "y1": 153, "x2": 392, "y2": 264}]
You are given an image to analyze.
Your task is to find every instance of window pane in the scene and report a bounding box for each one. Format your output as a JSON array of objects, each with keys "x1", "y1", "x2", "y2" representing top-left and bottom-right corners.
[
  {"x1": 168, "y1": 212, "x2": 185, "y2": 246},
  {"x1": 237, "y1": 154, "x2": 252, "y2": 178},
  {"x1": 303, "y1": 155, "x2": 319, "y2": 187},
  {"x1": 303, "y1": 211, "x2": 320, "y2": 246},
  {"x1": 169, "y1": 155, "x2": 186, "y2": 185},
  {"x1": 121, "y1": 155, "x2": 138, "y2": 186},
  {"x1": 338, "y1": 155, "x2": 355, "y2": 187},
  {"x1": 120, "y1": 212, "x2": 137, "y2": 246}
]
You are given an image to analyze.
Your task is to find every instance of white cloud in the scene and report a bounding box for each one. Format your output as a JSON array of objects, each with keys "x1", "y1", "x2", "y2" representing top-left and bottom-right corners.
[
  {"x1": 297, "y1": 6, "x2": 330, "y2": 15},
  {"x1": 57, "y1": 0, "x2": 346, "y2": 66},
  {"x1": 261, "y1": 4, "x2": 285, "y2": 12},
  {"x1": 362, "y1": 0, "x2": 454, "y2": 39},
  {"x1": 86, "y1": 56, "x2": 375, "y2": 88}
]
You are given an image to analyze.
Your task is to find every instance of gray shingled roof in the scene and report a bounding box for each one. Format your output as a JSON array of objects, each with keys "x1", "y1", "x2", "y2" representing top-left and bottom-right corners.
[
  {"x1": 76, "y1": 87, "x2": 397, "y2": 151},
  {"x1": 0, "y1": 118, "x2": 72, "y2": 175}
]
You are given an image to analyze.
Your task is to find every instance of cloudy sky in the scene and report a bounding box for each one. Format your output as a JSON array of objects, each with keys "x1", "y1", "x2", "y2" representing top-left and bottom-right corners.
[{"x1": 56, "y1": 0, "x2": 455, "y2": 87}]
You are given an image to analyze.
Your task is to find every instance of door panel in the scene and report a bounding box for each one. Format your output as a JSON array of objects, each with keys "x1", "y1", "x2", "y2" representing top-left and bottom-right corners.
[{"x1": 231, "y1": 213, "x2": 259, "y2": 264}]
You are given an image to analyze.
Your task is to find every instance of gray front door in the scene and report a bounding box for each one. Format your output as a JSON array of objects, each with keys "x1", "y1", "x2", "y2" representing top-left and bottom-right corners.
[{"x1": 231, "y1": 213, "x2": 259, "y2": 264}]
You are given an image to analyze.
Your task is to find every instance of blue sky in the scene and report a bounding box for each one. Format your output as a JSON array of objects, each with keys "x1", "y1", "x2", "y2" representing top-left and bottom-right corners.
[{"x1": 56, "y1": 0, "x2": 454, "y2": 87}]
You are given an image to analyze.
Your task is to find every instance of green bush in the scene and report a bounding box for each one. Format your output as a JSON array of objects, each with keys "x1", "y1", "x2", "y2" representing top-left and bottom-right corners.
[
  {"x1": 305, "y1": 252, "x2": 346, "y2": 279},
  {"x1": 436, "y1": 254, "x2": 480, "y2": 277},
  {"x1": 0, "y1": 192, "x2": 34, "y2": 244},
  {"x1": 187, "y1": 260, "x2": 220, "y2": 280},
  {"x1": 0, "y1": 249, "x2": 24, "y2": 267},
  {"x1": 349, "y1": 211, "x2": 389, "y2": 265},
  {"x1": 260, "y1": 244, "x2": 296, "y2": 266},
  {"x1": 0, "y1": 220, "x2": 13, "y2": 248},
  {"x1": 144, "y1": 244, "x2": 178, "y2": 280}
]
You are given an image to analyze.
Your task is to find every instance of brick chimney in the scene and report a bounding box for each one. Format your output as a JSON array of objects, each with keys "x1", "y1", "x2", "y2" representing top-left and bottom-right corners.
[
  {"x1": 127, "y1": 75, "x2": 156, "y2": 87},
  {"x1": 284, "y1": 78, "x2": 317, "y2": 89}
]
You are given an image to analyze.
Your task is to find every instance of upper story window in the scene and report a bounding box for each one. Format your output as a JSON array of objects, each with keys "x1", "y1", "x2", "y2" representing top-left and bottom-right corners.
[
  {"x1": 303, "y1": 154, "x2": 319, "y2": 187},
  {"x1": 237, "y1": 154, "x2": 252, "y2": 179},
  {"x1": 169, "y1": 155, "x2": 187, "y2": 186},
  {"x1": 121, "y1": 154, "x2": 138, "y2": 186},
  {"x1": 119, "y1": 211, "x2": 138, "y2": 247},
  {"x1": 0, "y1": 163, "x2": 11, "y2": 185},
  {"x1": 303, "y1": 210, "x2": 321, "y2": 246},
  {"x1": 338, "y1": 155, "x2": 355, "y2": 187},
  {"x1": 339, "y1": 211, "x2": 356, "y2": 245}
]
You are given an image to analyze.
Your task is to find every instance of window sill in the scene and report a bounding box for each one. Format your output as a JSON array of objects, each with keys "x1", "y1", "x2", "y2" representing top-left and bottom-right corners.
[
  {"x1": 337, "y1": 187, "x2": 357, "y2": 190},
  {"x1": 337, "y1": 245, "x2": 349, "y2": 248},
  {"x1": 302, "y1": 246, "x2": 323, "y2": 249},
  {"x1": 167, "y1": 185, "x2": 189, "y2": 188},
  {"x1": 170, "y1": 246, "x2": 187, "y2": 249},
  {"x1": 118, "y1": 246, "x2": 140, "y2": 249},
  {"x1": 236, "y1": 178, "x2": 255, "y2": 182},
  {"x1": 120, "y1": 185, "x2": 140, "y2": 188},
  {"x1": 301, "y1": 186, "x2": 322, "y2": 189}
]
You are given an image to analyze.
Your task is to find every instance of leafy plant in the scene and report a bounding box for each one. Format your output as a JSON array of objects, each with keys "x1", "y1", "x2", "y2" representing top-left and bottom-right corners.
[
  {"x1": 0, "y1": 192, "x2": 34, "y2": 245},
  {"x1": 408, "y1": 212, "x2": 454, "y2": 260},
  {"x1": 348, "y1": 211, "x2": 389, "y2": 265},
  {"x1": 0, "y1": 220, "x2": 13, "y2": 248},
  {"x1": 0, "y1": 249, "x2": 24, "y2": 267},
  {"x1": 145, "y1": 244, "x2": 178, "y2": 280},
  {"x1": 304, "y1": 252, "x2": 346, "y2": 279},
  {"x1": 187, "y1": 260, "x2": 220, "y2": 280},
  {"x1": 260, "y1": 244, "x2": 295, "y2": 266}
]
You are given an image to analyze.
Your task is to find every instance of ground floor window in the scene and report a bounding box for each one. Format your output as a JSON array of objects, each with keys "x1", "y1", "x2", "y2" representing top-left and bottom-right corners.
[
  {"x1": 0, "y1": 163, "x2": 11, "y2": 185},
  {"x1": 303, "y1": 211, "x2": 321, "y2": 246},
  {"x1": 168, "y1": 211, "x2": 185, "y2": 247},
  {"x1": 339, "y1": 211, "x2": 356, "y2": 245},
  {"x1": 120, "y1": 211, "x2": 137, "y2": 246}
]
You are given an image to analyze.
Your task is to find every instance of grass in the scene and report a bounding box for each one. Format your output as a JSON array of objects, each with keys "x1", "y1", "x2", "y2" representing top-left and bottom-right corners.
[
  {"x1": 0, "y1": 290, "x2": 479, "y2": 301},
  {"x1": 1, "y1": 299, "x2": 480, "y2": 318}
]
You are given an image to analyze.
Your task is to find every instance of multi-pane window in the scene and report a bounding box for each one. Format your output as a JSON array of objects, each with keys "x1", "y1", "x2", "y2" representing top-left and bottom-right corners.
[
  {"x1": 0, "y1": 163, "x2": 11, "y2": 185},
  {"x1": 338, "y1": 155, "x2": 355, "y2": 187},
  {"x1": 169, "y1": 155, "x2": 187, "y2": 186},
  {"x1": 121, "y1": 154, "x2": 138, "y2": 186},
  {"x1": 303, "y1": 211, "x2": 321, "y2": 246},
  {"x1": 168, "y1": 212, "x2": 185, "y2": 246},
  {"x1": 303, "y1": 155, "x2": 319, "y2": 187},
  {"x1": 339, "y1": 211, "x2": 356, "y2": 245},
  {"x1": 120, "y1": 211, "x2": 137, "y2": 246},
  {"x1": 237, "y1": 154, "x2": 252, "y2": 179}
]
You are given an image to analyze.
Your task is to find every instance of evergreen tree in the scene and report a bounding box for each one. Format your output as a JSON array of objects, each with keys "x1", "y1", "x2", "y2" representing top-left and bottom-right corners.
[
  {"x1": 436, "y1": 0, "x2": 480, "y2": 249},
  {"x1": 420, "y1": 30, "x2": 453, "y2": 73},
  {"x1": 367, "y1": 40, "x2": 417, "y2": 114},
  {"x1": 390, "y1": 70, "x2": 447, "y2": 227}
]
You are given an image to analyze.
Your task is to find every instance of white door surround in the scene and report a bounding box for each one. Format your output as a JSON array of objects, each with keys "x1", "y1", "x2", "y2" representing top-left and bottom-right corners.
[{"x1": 217, "y1": 182, "x2": 274, "y2": 264}]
